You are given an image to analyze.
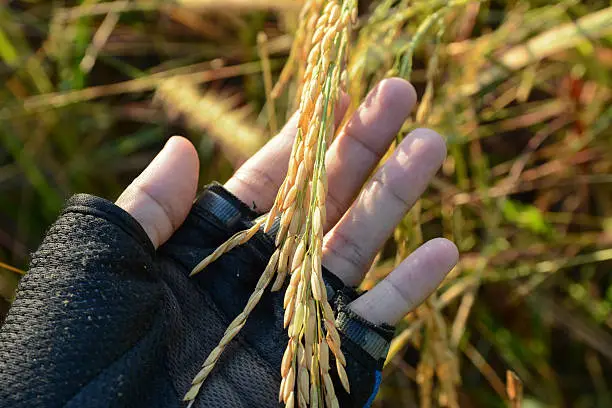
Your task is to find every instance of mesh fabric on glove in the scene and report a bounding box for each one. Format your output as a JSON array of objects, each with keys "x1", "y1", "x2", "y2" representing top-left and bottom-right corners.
[{"x1": 0, "y1": 183, "x2": 394, "y2": 408}]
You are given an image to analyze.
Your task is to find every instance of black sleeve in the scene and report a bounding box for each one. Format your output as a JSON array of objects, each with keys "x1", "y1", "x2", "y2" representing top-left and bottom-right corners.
[{"x1": 0, "y1": 194, "x2": 177, "y2": 408}]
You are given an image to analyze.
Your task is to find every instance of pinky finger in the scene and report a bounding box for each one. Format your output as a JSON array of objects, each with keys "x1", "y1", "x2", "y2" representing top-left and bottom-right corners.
[{"x1": 348, "y1": 238, "x2": 458, "y2": 326}]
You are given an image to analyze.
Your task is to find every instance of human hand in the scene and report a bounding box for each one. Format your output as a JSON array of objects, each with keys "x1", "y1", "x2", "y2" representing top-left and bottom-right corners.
[
  {"x1": 0, "y1": 78, "x2": 457, "y2": 408},
  {"x1": 118, "y1": 77, "x2": 457, "y2": 326}
]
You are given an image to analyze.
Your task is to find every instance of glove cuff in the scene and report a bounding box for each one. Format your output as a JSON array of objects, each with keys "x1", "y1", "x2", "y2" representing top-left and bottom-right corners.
[{"x1": 64, "y1": 193, "x2": 155, "y2": 254}]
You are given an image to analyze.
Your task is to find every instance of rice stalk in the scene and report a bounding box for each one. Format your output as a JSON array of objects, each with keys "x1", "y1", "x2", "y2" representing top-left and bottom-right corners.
[
  {"x1": 79, "y1": 3, "x2": 124, "y2": 74},
  {"x1": 257, "y1": 31, "x2": 279, "y2": 135},
  {"x1": 395, "y1": 5, "x2": 448, "y2": 80},
  {"x1": 274, "y1": 4, "x2": 356, "y2": 404},
  {"x1": 271, "y1": 0, "x2": 326, "y2": 103},
  {"x1": 0, "y1": 262, "x2": 26, "y2": 276},
  {"x1": 462, "y1": 341, "x2": 507, "y2": 398},
  {"x1": 415, "y1": 299, "x2": 461, "y2": 408},
  {"x1": 184, "y1": 0, "x2": 356, "y2": 405},
  {"x1": 506, "y1": 370, "x2": 524, "y2": 408},
  {"x1": 415, "y1": 20, "x2": 445, "y2": 123},
  {"x1": 175, "y1": 0, "x2": 304, "y2": 11},
  {"x1": 14, "y1": 61, "x2": 266, "y2": 118},
  {"x1": 190, "y1": 217, "x2": 267, "y2": 276},
  {"x1": 461, "y1": 6, "x2": 612, "y2": 96},
  {"x1": 53, "y1": 0, "x2": 302, "y2": 20}
]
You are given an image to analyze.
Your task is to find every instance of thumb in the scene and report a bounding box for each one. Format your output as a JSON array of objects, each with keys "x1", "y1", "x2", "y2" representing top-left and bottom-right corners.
[{"x1": 116, "y1": 136, "x2": 200, "y2": 249}]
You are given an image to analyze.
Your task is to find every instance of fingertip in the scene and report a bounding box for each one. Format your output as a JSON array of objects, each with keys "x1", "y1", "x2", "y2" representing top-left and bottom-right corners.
[
  {"x1": 392, "y1": 238, "x2": 457, "y2": 291},
  {"x1": 432, "y1": 237, "x2": 459, "y2": 261},
  {"x1": 407, "y1": 128, "x2": 448, "y2": 166},
  {"x1": 421, "y1": 237, "x2": 459, "y2": 277},
  {"x1": 116, "y1": 135, "x2": 201, "y2": 248},
  {"x1": 156, "y1": 135, "x2": 200, "y2": 211},
  {"x1": 376, "y1": 77, "x2": 418, "y2": 117},
  {"x1": 166, "y1": 135, "x2": 200, "y2": 175},
  {"x1": 154, "y1": 134, "x2": 200, "y2": 217}
]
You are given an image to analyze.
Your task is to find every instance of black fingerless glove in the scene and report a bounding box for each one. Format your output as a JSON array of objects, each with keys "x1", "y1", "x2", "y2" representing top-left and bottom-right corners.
[{"x1": 0, "y1": 183, "x2": 394, "y2": 408}]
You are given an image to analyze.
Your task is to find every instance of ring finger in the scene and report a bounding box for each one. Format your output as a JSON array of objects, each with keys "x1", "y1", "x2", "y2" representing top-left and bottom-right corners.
[{"x1": 349, "y1": 238, "x2": 458, "y2": 325}]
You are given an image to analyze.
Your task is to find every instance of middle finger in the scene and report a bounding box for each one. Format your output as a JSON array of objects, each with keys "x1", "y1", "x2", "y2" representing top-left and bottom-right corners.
[
  {"x1": 323, "y1": 78, "x2": 417, "y2": 231},
  {"x1": 322, "y1": 128, "x2": 447, "y2": 286}
]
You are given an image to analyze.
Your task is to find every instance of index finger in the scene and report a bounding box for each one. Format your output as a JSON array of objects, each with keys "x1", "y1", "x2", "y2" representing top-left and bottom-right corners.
[
  {"x1": 224, "y1": 96, "x2": 349, "y2": 211},
  {"x1": 224, "y1": 113, "x2": 299, "y2": 211}
]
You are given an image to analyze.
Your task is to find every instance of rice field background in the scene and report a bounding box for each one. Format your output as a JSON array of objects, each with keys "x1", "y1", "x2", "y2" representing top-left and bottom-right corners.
[{"x1": 1, "y1": 1, "x2": 612, "y2": 407}]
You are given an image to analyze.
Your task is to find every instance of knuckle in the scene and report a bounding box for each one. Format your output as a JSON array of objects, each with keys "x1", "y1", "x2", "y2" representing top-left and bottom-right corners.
[{"x1": 326, "y1": 230, "x2": 370, "y2": 272}]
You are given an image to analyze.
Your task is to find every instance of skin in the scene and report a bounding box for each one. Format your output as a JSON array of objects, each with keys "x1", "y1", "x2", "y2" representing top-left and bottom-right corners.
[{"x1": 116, "y1": 77, "x2": 459, "y2": 326}]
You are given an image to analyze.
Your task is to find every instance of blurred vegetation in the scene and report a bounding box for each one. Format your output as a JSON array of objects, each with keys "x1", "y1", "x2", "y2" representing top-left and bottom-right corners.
[{"x1": 1, "y1": 0, "x2": 611, "y2": 407}]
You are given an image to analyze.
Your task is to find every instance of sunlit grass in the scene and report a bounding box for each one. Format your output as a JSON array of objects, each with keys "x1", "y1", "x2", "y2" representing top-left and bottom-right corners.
[{"x1": 1, "y1": 1, "x2": 611, "y2": 406}]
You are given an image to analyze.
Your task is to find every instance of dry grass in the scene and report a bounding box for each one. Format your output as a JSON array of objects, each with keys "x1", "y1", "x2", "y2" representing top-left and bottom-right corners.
[
  {"x1": 1, "y1": 1, "x2": 611, "y2": 407},
  {"x1": 156, "y1": 77, "x2": 266, "y2": 160}
]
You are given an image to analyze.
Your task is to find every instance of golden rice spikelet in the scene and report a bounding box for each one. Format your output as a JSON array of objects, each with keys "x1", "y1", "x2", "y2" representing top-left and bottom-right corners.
[
  {"x1": 190, "y1": 217, "x2": 266, "y2": 277},
  {"x1": 278, "y1": 0, "x2": 356, "y2": 405},
  {"x1": 184, "y1": 250, "x2": 280, "y2": 400},
  {"x1": 271, "y1": 0, "x2": 326, "y2": 101}
]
